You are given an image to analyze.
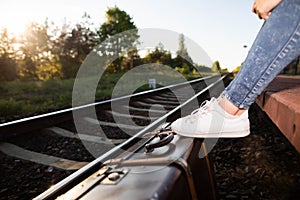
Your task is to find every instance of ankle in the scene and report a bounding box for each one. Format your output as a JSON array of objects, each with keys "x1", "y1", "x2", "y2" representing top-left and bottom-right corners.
[{"x1": 218, "y1": 97, "x2": 246, "y2": 116}]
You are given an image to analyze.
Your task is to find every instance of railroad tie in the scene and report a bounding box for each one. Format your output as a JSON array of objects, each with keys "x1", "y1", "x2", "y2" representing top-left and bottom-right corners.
[
  {"x1": 106, "y1": 110, "x2": 157, "y2": 120},
  {"x1": 122, "y1": 105, "x2": 167, "y2": 113},
  {"x1": 150, "y1": 95, "x2": 188, "y2": 102},
  {"x1": 0, "y1": 142, "x2": 88, "y2": 170},
  {"x1": 143, "y1": 98, "x2": 180, "y2": 105},
  {"x1": 84, "y1": 117, "x2": 145, "y2": 130},
  {"x1": 134, "y1": 101, "x2": 175, "y2": 109},
  {"x1": 44, "y1": 127, "x2": 125, "y2": 145}
]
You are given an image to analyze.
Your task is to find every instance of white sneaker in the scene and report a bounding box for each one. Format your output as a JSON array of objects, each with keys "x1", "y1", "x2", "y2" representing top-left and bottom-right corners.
[{"x1": 171, "y1": 98, "x2": 250, "y2": 138}]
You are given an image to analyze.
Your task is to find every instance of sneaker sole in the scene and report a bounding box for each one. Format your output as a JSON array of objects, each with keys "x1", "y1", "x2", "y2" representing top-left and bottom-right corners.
[{"x1": 172, "y1": 128, "x2": 250, "y2": 138}]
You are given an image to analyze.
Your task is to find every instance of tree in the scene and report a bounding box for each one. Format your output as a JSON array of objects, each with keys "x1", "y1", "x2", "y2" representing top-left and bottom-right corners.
[
  {"x1": 211, "y1": 61, "x2": 221, "y2": 72},
  {"x1": 176, "y1": 63, "x2": 190, "y2": 74},
  {"x1": 98, "y1": 7, "x2": 138, "y2": 43},
  {"x1": 143, "y1": 44, "x2": 172, "y2": 66},
  {"x1": 121, "y1": 47, "x2": 142, "y2": 71},
  {"x1": 97, "y1": 6, "x2": 139, "y2": 73},
  {"x1": 176, "y1": 34, "x2": 193, "y2": 65},
  {"x1": 56, "y1": 13, "x2": 97, "y2": 78},
  {"x1": 18, "y1": 20, "x2": 63, "y2": 80},
  {"x1": 172, "y1": 34, "x2": 194, "y2": 73},
  {"x1": 0, "y1": 28, "x2": 18, "y2": 81}
]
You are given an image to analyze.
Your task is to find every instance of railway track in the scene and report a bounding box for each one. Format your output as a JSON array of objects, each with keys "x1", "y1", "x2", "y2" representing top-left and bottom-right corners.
[
  {"x1": 0, "y1": 74, "x2": 229, "y2": 199},
  {"x1": 1, "y1": 74, "x2": 299, "y2": 200}
]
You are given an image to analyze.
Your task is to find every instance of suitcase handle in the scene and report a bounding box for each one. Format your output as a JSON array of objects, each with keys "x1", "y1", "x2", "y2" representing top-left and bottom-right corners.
[{"x1": 145, "y1": 132, "x2": 174, "y2": 153}]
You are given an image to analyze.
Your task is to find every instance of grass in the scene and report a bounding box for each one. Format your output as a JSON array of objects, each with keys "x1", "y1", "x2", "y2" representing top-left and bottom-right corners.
[
  {"x1": 0, "y1": 72, "x2": 212, "y2": 120},
  {"x1": 0, "y1": 79, "x2": 74, "y2": 119}
]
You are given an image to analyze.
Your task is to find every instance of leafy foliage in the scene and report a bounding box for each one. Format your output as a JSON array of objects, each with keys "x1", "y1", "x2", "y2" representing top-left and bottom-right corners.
[
  {"x1": 176, "y1": 34, "x2": 193, "y2": 64},
  {"x1": 51, "y1": 13, "x2": 97, "y2": 79},
  {"x1": 97, "y1": 7, "x2": 139, "y2": 73},
  {"x1": 17, "y1": 21, "x2": 63, "y2": 80},
  {"x1": 0, "y1": 7, "x2": 213, "y2": 81},
  {"x1": 143, "y1": 44, "x2": 172, "y2": 65},
  {"x1": 0, "y1": 28, "x2": 18, "y2": 80},
  {"x1": 211, "y1": 60, "x2": 221, "y2": 72}
]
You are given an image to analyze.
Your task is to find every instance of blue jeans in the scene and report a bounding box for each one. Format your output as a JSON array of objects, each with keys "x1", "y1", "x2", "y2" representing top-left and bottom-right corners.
[{"x1": 221, "y1": 0, "x2": 300, "y2": 109}]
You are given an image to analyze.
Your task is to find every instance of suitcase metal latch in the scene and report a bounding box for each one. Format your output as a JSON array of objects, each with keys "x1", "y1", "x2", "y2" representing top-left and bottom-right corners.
[{"x1": 101, "y1": 168, "x2": 129, "y2": 185}]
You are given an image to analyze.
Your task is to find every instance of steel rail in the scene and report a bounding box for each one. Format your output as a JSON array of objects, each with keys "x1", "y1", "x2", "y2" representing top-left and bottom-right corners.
[
  {"x1": 33, "y1": 74, "x2": 227, "y2": 200},
  {"x1": 0, "y1": 75, "x2": 214, "y2": 137}
]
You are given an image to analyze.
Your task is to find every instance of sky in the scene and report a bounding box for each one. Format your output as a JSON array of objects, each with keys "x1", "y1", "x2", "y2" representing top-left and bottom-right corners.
[{"x1": 1, "y1": 0, "x2": 264, "y2": 71}]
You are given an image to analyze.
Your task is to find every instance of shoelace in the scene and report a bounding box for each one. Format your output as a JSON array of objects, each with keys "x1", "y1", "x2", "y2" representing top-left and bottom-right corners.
[{"x1": 184, "y1": 98, "x2": 217, "y2": 123}]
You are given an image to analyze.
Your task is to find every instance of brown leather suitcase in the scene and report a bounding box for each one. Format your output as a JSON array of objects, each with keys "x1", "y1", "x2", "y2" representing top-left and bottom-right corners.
[{"x1": 54, "y1": 129, "x2": 216, "y2": 200}]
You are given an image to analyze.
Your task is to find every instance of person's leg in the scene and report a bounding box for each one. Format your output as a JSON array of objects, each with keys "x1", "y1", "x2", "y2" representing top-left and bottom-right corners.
[
  {"x1": 220, "y1": 0, "x2": 300, "y2": 112},
  {"x1": 171, "y1": 0, "x2": 300, "y2": 137}
]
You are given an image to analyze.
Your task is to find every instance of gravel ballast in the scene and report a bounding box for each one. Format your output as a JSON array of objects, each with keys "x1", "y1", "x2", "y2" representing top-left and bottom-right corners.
[
  {"x1": 0, "y1": 104, "x2": 299, "y2": 199},
  {"x1": 209, "y1": 104, "x2": 300, "y2": 200}
]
